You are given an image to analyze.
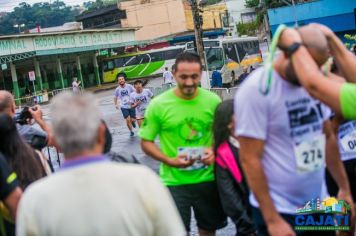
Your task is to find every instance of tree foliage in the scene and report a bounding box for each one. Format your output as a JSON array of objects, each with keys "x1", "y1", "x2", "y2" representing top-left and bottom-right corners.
[
  {"x1": 83, "y1": 0, "x2": 118, "y2": 12},
  {"x1": 0, "y1": 1, "x2": 80, "y2": 35},
  {"x1": 245, "y1": 0, "x2": 287, "y2": 9},
  {"x1": 236, "y1": 21, "x2": 259, "y2": 36},
  {"x1": 245, "y1": 0, "x2": 260, "y2": 8}
]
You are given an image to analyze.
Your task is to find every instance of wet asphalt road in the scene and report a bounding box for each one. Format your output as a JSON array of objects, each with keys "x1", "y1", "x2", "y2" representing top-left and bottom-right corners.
[{"x1": 42, "y1": 77, "x2": 235, "y2": 235}]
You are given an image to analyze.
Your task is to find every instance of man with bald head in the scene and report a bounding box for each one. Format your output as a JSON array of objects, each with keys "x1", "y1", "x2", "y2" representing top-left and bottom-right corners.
[
  {"x1": 0, "y1": 90, "x2": 55, "y2": 149},
  {"x1": 234, "y1": 25, "x2": 351, "y2": 236}
]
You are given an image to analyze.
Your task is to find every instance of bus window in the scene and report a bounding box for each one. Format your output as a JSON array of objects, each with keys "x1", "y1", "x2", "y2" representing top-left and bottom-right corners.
[
  {"x1": 235, "y1": 42, "x2": 246, "y2": 61},
  {"x1": 104, "y1": 60, "x2": 115, "y2": 72},
  {"x1": 205, "y1": 47, "x2": 224, "y2": 70},
  {"x1": 223, "y1": 43, "x2": 239, "y2": 63},
  {"x1": 124, "y1": 56, "x2": 140, "y2": 67},
  {"x1": 115, "y1": 57, "x2": 126, "y2": 68},
  {"x1": 149, "y1": 51, "x2": 164, "y2": 62},
  {"x1": 163, "y1": 49, "x2": 184, "y2": 60},
  {"x1": 242, "y1": 41, "x2": 259, "y2": 55}
]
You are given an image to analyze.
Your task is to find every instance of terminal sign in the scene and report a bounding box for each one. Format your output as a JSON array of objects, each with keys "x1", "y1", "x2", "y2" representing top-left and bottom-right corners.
[{"x1": 0, "y1": 30, "x2": 135, "y2": 57}]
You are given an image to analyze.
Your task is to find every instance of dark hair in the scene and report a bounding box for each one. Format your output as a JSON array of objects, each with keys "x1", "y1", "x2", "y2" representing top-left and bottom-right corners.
[
  {"x1": 174, "y1": 51, "x2": 202, "y2": 72},
  {"x1": 134, "y1": 79, "x2": 143, "y2": 85},
  {"x1": 213, "y1": 99, "x2": 234, "y2": 154},
  {"x1": 0, "y1": 114, "x2": 44, "y2": 189},
  {"x1": 117, "y1": 72, "x2": 127, "y2": 79}
]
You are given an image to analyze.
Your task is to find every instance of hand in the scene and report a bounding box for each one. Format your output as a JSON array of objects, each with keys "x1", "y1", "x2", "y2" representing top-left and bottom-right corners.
[
  {"x1": 201, "y1": 147, "x2": 215, "y2": 165},
  {"x1": 167, "y1": 155, "x2": 194, "y2": 168},
  {"x1": 115, "y1": 105, "x2": 119, "y2": 110},
  {"x1": 29, "y1": 105, "x2": 43, "y2": 123},
  {"x1": 267, "y1": 216, "x2": 296, "y2": 236},
  {"x1": 136, "y1": 100, "x2": 141, "y2": 105},
  {"x1": 278, "y1": 28, "x2": 302, "y2": 50},
  {"x1": 337, "y1": 189, "x2": 355, "y2": 226}
]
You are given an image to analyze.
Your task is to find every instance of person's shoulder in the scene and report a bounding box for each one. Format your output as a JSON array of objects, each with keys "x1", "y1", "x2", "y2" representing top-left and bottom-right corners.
[
  {"x1": 199, "y1": 88, "x2": 221, "y2": 102},
  {"x1": 237, "y1": 67, "x2": 266, "y2": 95}
]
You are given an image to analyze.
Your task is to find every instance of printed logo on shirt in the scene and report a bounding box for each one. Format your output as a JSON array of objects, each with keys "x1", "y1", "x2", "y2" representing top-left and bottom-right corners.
[
  {"x1": 120, "y1": 90, "x2": 129, "y2": 97},
  {"x1": 294, "y1": 197, "x2": 351, "y2": 231},
  {"x1": 177, "y1": 117, "x2": 207, "y2": 144},
  {"x1": 285, "y1": 98, "x2": 324, "y2": 140},
  {"x1": 136, "y1": 96, "x2": 148, "y2": 104}
]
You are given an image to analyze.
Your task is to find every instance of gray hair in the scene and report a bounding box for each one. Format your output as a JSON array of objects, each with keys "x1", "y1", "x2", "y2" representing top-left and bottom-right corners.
[
  {"x1": 50, "y1": 92, "x2": 102, "y2": 157},
  {"x1": 0, "y1": 90, "x2": 14, "y2": 113}
]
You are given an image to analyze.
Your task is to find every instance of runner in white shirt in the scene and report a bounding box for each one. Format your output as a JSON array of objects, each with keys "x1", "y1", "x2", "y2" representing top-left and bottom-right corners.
[
  {"x1": 163, "y1": 67, "x2": 174, "y2": 85},
  {"x1": 235, "y1": 26, "x2": 352, "y2": 236},
  {"x1": 114, "y1": 76, "x2": 136, "y2": 137},
  {"x1": 326, "y1": 119, "x2": 356, "y2": 213},
  {"x1": 72, "y1": 77, "x2": 81, "y2": 94},
  {"x1": 130, "y1": 80, "x2": 153, "y2": 127}
]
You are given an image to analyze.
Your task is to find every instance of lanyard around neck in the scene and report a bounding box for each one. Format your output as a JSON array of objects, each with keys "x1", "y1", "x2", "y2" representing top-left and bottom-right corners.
[{"x1": 259, "y1": 24, "x2": 287, "y2": 95}]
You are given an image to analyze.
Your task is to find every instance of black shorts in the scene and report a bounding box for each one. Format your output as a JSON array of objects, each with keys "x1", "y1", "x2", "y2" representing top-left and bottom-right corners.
[
  {"x1": 326, "y1": 158, "x2": 356, "y2": 201},
  {"x1": 120, "y1": 108, "x2": 136, "y2": 119},
  {"x1": 168, "y1": 181, "x2": 227, "y2": 232}
]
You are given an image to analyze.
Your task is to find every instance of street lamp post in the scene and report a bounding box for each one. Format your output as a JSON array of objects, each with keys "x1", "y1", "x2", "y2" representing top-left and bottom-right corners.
[{"x1": 13, "y1": 24, "x2": 25, "y2": 33}]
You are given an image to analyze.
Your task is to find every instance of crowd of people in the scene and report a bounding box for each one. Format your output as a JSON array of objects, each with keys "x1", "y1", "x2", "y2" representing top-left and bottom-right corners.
[{"x1": 0, "y1": 23, "x2": 355, "y2": 236}]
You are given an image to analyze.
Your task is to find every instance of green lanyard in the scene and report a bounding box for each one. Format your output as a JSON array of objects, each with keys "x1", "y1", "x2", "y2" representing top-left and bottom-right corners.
[{"x1": 259, "y1": 24, "x2": 287, "y2": 95}]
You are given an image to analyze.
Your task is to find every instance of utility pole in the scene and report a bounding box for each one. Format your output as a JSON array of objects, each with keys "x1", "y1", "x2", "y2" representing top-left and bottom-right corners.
[{"x1": 190, "y1": 0, "x2": 205, "y2": 67}]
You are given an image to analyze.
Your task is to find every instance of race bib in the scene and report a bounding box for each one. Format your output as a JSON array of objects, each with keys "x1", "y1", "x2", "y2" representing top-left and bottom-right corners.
[
  {"x1": 178, "y1": 147, "x2": 206, "y2": 171},
  {"x1": 294, "y1": 134, "x2": 325, "y2": 173},
  {"x1": 340, "y1": 130, "x2": 356, "y2": 153}
]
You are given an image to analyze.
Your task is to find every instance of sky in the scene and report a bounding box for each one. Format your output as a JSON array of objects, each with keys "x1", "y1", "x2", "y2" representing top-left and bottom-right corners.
[{"x1": 0, "y1": 0, "x2": 86, "y2": 12}]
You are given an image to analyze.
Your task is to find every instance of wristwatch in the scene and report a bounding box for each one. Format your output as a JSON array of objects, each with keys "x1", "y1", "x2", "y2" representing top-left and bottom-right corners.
[{"x1": 284, "y1": 42, "x2": 303, "y2": 57}]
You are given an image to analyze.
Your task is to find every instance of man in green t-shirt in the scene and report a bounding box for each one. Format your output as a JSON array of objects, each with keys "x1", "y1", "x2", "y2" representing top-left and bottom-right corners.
[{"x1": 139, "y1": 52, "x2": 226, "y2": 234}]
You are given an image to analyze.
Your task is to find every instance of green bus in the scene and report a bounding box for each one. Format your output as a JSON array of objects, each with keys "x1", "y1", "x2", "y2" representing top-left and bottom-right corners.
[{"x1": 101, "y1": 45, "x2": 185, "y2": 82}]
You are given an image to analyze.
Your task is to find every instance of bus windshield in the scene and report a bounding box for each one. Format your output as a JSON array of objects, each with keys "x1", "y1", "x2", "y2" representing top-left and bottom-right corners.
[
  {"x1": 186, "y1": 47, "x2": 224, "y2": 70},
  {"x1": 205, "y1": 47, "x2": 224, "y2": 70}
]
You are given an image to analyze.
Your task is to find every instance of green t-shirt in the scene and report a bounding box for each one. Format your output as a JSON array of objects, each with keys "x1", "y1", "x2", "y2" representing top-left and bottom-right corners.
[
  {"x1": 139, "y1": 88, "x2": 221, "y2": 186},
  {"x1": 340, "y1": 83, "x2": 356, "y2": 120}
]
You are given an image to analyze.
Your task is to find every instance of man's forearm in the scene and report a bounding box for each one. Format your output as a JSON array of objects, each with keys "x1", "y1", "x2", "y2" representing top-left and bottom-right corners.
[
  {"x1": 327, "y1": 33, "x2": 356, "y2": 83},
  {"x1": 241, "y1": 156, "x2": 280, "y2": 223},
  {"x1": 291, "y1": 47, "x2": 343, "y2": 114},
  {"x1": 114, "y1": 98, "x2": 117, "y2": 106},
  {"x1": 141, "y1": 140, "x2": 172, "y2": 165},
  {"x1": 36, "y1": 118, "x2": 55, "y2": 147},
  {"x1": 325, "y1": 128, "x2": 350, "y2": 191}
]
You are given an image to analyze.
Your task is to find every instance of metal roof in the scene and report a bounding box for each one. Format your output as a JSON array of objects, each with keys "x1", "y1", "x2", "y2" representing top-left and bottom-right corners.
[{"x1": 0, "y1": 28, "x2": 138, "y2": 40}]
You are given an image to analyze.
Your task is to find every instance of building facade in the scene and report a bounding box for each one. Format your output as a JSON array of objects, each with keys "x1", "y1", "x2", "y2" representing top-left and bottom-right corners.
[
  {"x1": 268, "y1": 0, "x2": 356, "y2": 41},
  {"x1": 119, "y1": 0, "x2": 227, "y2": 40},
  {"x1": 76, "y1": 4, "x2": 127, "y2": 29},
  {"x1": 0, "y1": 29, "x2": 136, "y2": 100}
]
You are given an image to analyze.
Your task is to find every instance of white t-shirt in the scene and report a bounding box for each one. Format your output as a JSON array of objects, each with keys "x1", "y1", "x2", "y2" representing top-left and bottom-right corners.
[
  {"x1": 235, "y1": 68, "x2": 330, "y2": 214},
  {"x1": 130, "y1": 89, "x2": 154, "y2": 118},
  {"x1": 163, "y1": 71, "x2": 174, "y2": 84},
  {"x1": 72, "y1": 81, "x2": 79, "y2": 93},
  {"x1": 16, "y1": 160, "x2": 185, "y2": 236},
  {"x1": 114, "y1": 84, "x2": 135, "y2": 109},
  {"x1": 337, "y1": 121, "x2": 356, "y2": 162}
]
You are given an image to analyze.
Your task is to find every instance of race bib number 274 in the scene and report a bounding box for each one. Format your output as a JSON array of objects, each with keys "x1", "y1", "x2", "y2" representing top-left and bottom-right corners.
[{"x1": 294, "y1": 134, "x2": 326, "y2": 173}]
